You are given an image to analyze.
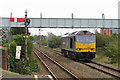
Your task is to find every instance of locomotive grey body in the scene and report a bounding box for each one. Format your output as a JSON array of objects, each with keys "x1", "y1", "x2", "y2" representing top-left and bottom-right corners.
[{"x1": 61, "y1": 30, "x2": 96, "y2": 61}]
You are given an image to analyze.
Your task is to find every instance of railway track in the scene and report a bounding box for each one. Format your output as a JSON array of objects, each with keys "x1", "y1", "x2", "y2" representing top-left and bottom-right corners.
[
  {"x1": 40, "y1": 46, "x2": 62, "y2": 55},
  {"x1": 80, "y1": 62, "x2": 120, "y2": 79},
  {"x1": 39, "y1": 45, "x2": 120, "y2": 79},
  {"x1": 33, "y1": 47, "x2": 80, "y2": 80}
]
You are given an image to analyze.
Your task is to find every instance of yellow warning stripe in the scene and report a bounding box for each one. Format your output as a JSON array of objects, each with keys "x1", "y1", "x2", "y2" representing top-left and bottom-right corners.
[
  {"x1": 48, "y1": 75, "x2": 54, "y2": 80},
  {"x1": 34, "y1": 75, "x2": 38, "y2": 80}
]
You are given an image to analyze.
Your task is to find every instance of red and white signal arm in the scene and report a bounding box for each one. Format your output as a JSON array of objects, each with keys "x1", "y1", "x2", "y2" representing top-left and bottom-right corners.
[{"x1": 10, "y1": 18, "x2": 26, "y2": 22}]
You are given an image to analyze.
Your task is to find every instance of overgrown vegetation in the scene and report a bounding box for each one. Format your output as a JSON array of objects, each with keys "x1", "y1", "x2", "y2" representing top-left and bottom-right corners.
[
  {"x1": 35, "y1": 35, "x2": 47, "y2": 46},
  {"x1": 35, "y1": 32, "x2": 61, "y2": 48},
  {"x1": 95, "y1": 32, "x2": 120, "y2": 67},
  {"x1": 48, "y1": 36, "x2": 61, "y2": 48},
  {"x1": 1, "y1": 68, "x2": 20, "y2": 75},
  {"x1": 3, "y1": 35, "x2": 40, "y2": 75}
]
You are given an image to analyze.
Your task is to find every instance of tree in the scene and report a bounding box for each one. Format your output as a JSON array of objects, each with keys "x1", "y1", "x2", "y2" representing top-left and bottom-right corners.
[
  {"x1": 96, "y1": 33, "x2": 111, "y2": 48},
  {"x1": 47, "y1": 32, "x2": 55, "y2": 40},
  {"x1": 104, "y1": 39, "x2": 119, "y2": 63},
  {"x1": 34, "y1": 35, "x2": 47, "y2": 45},
  {"x1": 111, "y1": 33, "x2": 118, "y2": 38},
  {"x1": 3, "y1": 35, "x2": 39, "y2": 74},
  {"x1": 96, "y1": 32, "x2": 120, "y2": 64},
  {"x1": 48, "y1": 36, "x2": 61, "y2": 48}
]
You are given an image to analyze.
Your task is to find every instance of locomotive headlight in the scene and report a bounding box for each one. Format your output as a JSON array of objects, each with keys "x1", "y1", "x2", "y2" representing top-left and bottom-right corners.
[
  {"x1": 91, "y1": 48, "x2": 95, "y2": 50},
  {"x1": 76, "y1": 48, "x2": 81, "y2": 50}
]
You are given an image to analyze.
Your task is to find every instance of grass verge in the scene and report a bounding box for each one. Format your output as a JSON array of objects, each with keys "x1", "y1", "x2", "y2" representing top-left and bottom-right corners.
[
  {"x1": 1, "y1": 68, "x2": 20, "y2": 75},
  {"x1": 93, "y1": 54, "x2": 119, "y2": 68}
]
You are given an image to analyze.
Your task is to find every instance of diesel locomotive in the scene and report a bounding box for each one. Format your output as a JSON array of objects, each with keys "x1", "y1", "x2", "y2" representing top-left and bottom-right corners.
[{"x1": 61, "y1": 30, "x2": 96, "y2": 61}]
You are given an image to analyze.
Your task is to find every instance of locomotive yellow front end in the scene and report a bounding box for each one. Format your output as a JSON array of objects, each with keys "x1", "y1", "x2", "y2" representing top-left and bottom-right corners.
[{"x1": 75, "y1": 35, "x2": 96, "y2": 60}]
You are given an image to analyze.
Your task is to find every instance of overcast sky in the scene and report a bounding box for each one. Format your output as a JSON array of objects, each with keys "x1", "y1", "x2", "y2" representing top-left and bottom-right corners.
[{"x1": 0, "y1": 0, "x2": 119, "y2": 36}]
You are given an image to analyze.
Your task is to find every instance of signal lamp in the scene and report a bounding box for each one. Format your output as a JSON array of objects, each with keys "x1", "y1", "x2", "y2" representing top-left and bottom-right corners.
[{"x1": 25, "y1": 18, "x2": 30, "y2": 26}]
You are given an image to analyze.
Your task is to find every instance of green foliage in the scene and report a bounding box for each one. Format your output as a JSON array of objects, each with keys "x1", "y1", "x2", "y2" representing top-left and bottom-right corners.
[
  {"x1": 40, "y1": 35, "x2": 46, "y2": 40},
  {"x1": 96, "y1": 33, "x2": 111, "y2": 48},
  {"x1": 34, "y1": 35, "x2": 46, "y2": 42},
  {"x1": 48, "y1": 36, "x2": 61, "y2": 48},
  {"x1": 3, "y1": 35, "x2": 40, "y2": 75},
  {"x1": 29, "y1": 36, "x2": 34, "y2": 41},
  {"x1": 95, "y1": 32, "x2": 120, "y2": 65},
  {"x1": 37, "y1": 40, "x2": 47, "y2": 46},
  {"x1": 2, "y1": 69, "x2": 20, "y2": 75},
  {"x1": 28, "y1": 59, "x2": 40, "y2": 73},
  {"x1": 16, "y1": 59, "x2": 40, "y2": 75},
  {"x1": 16, "y1": 59, "x2": 31, "y2": 75},
  {"x1": 104, "y1": 39, "x2": 119, "y2": 63},
  {"x1": 93, "y1": 54, "x2": 111, "y2": 63},
  {"x1": 41, "y1": 41, "x2": 47, "y2": 46},
  {"x1": 96, "y1": 47, "x2": 106, "y2": 56},
  {"x1": 111, "y1": 33, "x2": 119, "y2": 38}
]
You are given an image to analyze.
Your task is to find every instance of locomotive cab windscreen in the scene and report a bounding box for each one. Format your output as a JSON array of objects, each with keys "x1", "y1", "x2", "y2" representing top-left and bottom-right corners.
[{"x1": 76, "y1": 35, "x2": 96, "y2": 43}]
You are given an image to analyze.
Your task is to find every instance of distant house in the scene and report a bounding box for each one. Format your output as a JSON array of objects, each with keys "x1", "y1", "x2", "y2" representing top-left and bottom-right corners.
[
  {"x1": 100, "y1": 28, "x2": 112, "y2": 37},
  {"x1": 100, "y1": 28, "x2": 119, "y2": 37}
]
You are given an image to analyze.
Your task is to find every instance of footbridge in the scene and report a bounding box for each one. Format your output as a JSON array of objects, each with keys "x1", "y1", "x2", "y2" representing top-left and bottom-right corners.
[{"x1": 0, "y1": 18, "x2": 119, "y2": 29}]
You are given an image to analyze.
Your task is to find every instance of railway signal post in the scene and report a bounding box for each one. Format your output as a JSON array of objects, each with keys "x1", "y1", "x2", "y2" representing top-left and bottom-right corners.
[
  {"x1": 10, "y1": 10, "x2": 30, "y2": 61},
  {"x1": 24, "y1": 10, "x2": 31, "y2": 60},
  {"x1": 25, "y1": 10, "x2": 28, "y2": 61}
]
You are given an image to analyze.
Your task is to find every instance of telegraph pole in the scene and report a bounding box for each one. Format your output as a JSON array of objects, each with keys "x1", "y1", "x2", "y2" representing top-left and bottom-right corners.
[
  {"x1": 72, "y1": 13, "x2": 74, "y2": 28},
  {"x1": 25, "y1": 10, "x2": 27, "y2": 61},
  {"x1": 39, "y1": 29, "x2": 40, "y2": 48},
  {"x1": 39, "y1": 29, "x2": 42, "y2": 48},
  {"x1": 8, "y1": 12, "x2": 12, "y2": 70},
  {"x1": 40, "y1": 13, "x2": 42, "y2": 19},
  {"x1": 39, "y1": 13, "x2": 42, "y2": 48}
]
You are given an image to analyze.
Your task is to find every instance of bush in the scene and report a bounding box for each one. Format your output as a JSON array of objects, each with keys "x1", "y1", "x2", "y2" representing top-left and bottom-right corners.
[
  {"x1": 16, "y1": 59, "x2": 40, "y2": 75},
  {"x1": 41, "y1": 41, "x2": 47, "y2": 46},
  {"x1": 28, "y1": 59, "x2": 40, "y2": 73},
  {"x1": 3, "y1": 35, "x2": 40, "y2": 75},
  {"x1": 96, "y1": 47, "x2": 106, "y2": 56},
  {"x1": 16, "y1": 59, "x2": 31, "y2": 75},
  {"x1": 37, "y1": 40, "x2": 47, "y2": 46},
  {"x1": 95, "y1": 32, "x2": 120, "y2": 64},
  {"x1": 104, "y1": 39, "x2": 119, "y2": 63},
  {"x1": 111, "y1": 33, "x2": 119, "y2": 38},
  {"x1": 48, "y1": 36, "x2": 61, "y2": 48},
  {"x1": 96, "y1": 33, "x2": 111, "y2": 48}
]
